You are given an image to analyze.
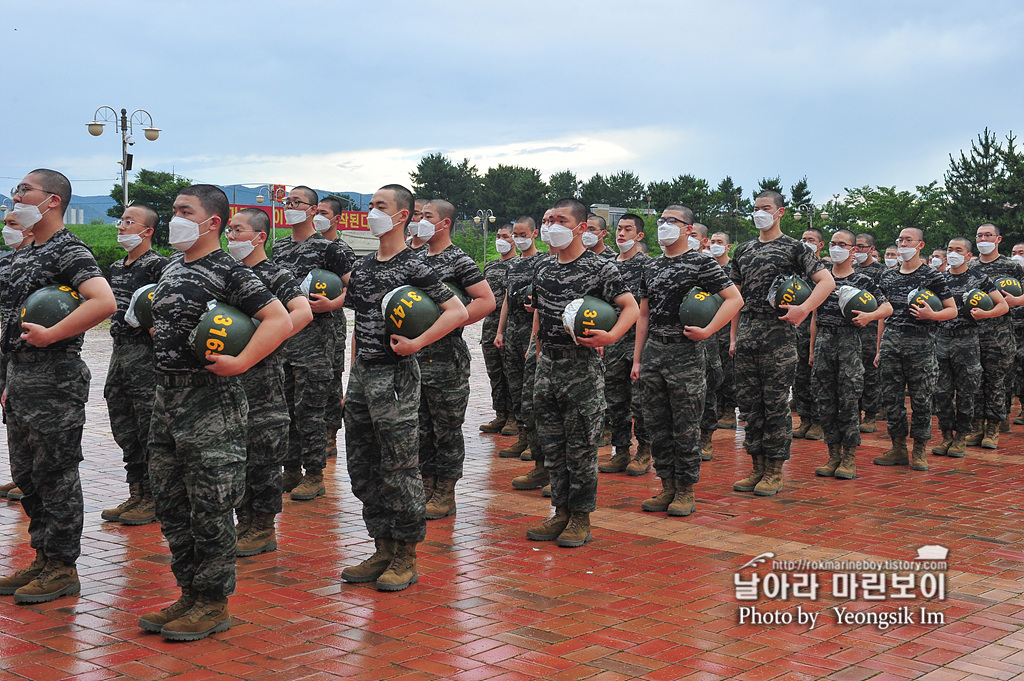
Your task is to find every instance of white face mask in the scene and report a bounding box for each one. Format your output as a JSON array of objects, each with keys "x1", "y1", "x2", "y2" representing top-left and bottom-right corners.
[
  {"x1": 117, "y1": 233, "x2": 144, "y2": 252},
  {"x1": 885, "y1": 257, "x2": 899, "y2": 267},
  {"x1": 2, "y1": 225, "x2": 24, "y2": 247},
  {"x1": 930, "y1": 256, "x2": 943, "y2": 268},
  {"x1": 228, "y1": 237, "x2": 257, "y2": 260},
  {"x1": 284, "y1": 208, "x2": 308, "y2": 226},
  {"x1": 367, "y1": 208, "x2": 399, "y2": 237},
  {"x1": 687, "y1": 236, "x2": 701, "y2": 251},
  {"x1": 977, "y1": 241, "x2": 997, "y2": 255},
  {"x1": 581, "y1": 232, "x2": 600, "y2": 248},
  {"x1": 897, "y1": 246, "x2": 918, "y2": 262},
  {"x1": 495, "y1": 238, "x2": 513, "y2": 254},
  {"x1": 657, "y1": 224, "x2": 680, "y2": 246},
  {"x1": 312, "y1": 214, "x2": 332, "y2": 232},
  {"x1": 513, "y1": 236, "x2": 533, "y2": 251},
  {"x1": 946, "y1": 252, "x2": 966, "y2": 268},
  {"x1": 416, "y1": 219, "x2": 437, "y2": 239},
  {"x1": 616, "y1": 239, "x2": 635, "y2": 253},
  {"x1": 1012, "y1": 254, "x2": 1024, "y2": 267},
  {"x1": 539, "y1": 225, "x2": 551, "y2": 244},
  {"x1": 9, "y1": 196, "x2": 51, "y2": 231},
  {"x1": 803, "y1": 241, "x2": 818, "y2": 253},
  {"x1": 168, "y1": 215, "x2": 214, "y2": 251},
  {"x1": 709, "y1": 243, "x2": 727, "y2": 258},
  {"x1": 854, "y1": 251, "x2": 868, "y2": 265},
  {"x1": 752, "y1": 209, "x2": 776, "y2": 231},
  {"x1": 547, "y1": 224, "x2": 574, "y2": 249},
  {"x1": 829, "y1": 246, "x2": 850, "y2": 263}
]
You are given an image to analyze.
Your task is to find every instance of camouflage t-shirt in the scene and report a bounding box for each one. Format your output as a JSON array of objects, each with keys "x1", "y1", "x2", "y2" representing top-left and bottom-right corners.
[
  {"x1": 423, "y1": 244, "x2": 485, "y2": 339},
  {"x1": 594, "y1": 247, "x2": 617, "y2": 260},
  {"x1": 248, "y1": 258, "x2": 304, "y2": 369},
  {"x1": 969, "y1": 254, "x2": 1023, "y2": 332},
  {"x1": 730, "y1": 234, "x2": 826, "y2": 315},
  {"x1": 505, "y1": 252, "x2": 549, "y2": 327},
  {"x1": 816, "y1": 266, "x2": 887, "y2": 329},
  {"x1": 615, "y1": 251, "x2": 650, "y2": 300},
  {"x1": 2, "y1": 228, "x2": 105, "y2": 355},
  {"x1": 533, "y1": 250, "x2": 629, "y2": 350},
  {"x1": 640, "y1": 251, "x2": 734, "y2": 340},
  {"x1": 152, "y1": 249, "x2": 277, "y2": 375},
  {"x1": 940, "y1": 267, "x2": 997, "y2": 332},
  {"x1": 109, "y1": 249, "x2": 169, "y2": 341},
  {"x1": 483, "y1": 255, "x2": 516, "y2": 334},
  {"x1": 272, "y1": 233, "x2": 354, "y2": 320},
  {"x1": 855, "y1": 259, "x2": 886, "y2": 283},
  {"x1": 345, "y1": 247, "x2": 453, "y2": 362},
  {"x1": 878, "y1": 263, "x2": 952, "y2": 331},
  {"x1": 0, "y1": 251, "x2": 17, "y2": 338}
]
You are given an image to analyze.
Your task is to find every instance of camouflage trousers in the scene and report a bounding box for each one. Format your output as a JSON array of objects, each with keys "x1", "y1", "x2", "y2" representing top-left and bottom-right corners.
[
  {"x1": 879, "y1": 327, "x2": 937, "y2": 441},
  {"x1": 976, "y1": 321, "x2": 1016, "y2": 422},
  {"x1": 811, "y1": 327, "x2": 863, "y2": 447},
  {"x1": 240, "y1": 359, "x2": 289, "y2": 515},
  {"x1": 603, "y1": 330, "x2": 648, "y2": 448},
  {"x1": 715, "y1": 330, "x2": 736, "y2": 412},
  {"x1": 858, "y1": 321, "x2": 882, "y2": 415},
  {"x1": 104, "y1": 340, "x2": 158, "y2": 487},
  {"x1": 502, "y1": 317, "x2": 533, "y2": 427},
  {"x1": 534, "y1": 349, "x2": 605, "y2": 513},
  {"x1": 640, "y1": 338, "x2": 706, "y2": 484},
  {"x1": 1014, "y1": 324, "x2": 1024, "y2": 402},
  {"x1": 481, "y1": 318, "x2": 511, "y2": 416},
  {"x1": 325, "y1": 312, "x2": 347, "y2": 432},
  {"x1": 282, "y1": 318, "x2": 335, "y2": 473},
  {"x1": 523, "y1": 338, "x2": 542, "y2": 464},
  {"x1": 701, "y1": 339, "x2": 723, "y2": 432},
  {"x1": 418, "y1": 336, "x2": 471, "y2": 481},
  {"x1": 794, "y1": 319, "x2": 816, "y2": 421},
  {"x1": 6, "y1": 353, "x2": 89, "y2": 563},
  {"x1": 734, "y1": 316, "x2": 798, "y2": 461},
  {"x1": 149, "y1": 377, "x2": 247, "y2": 600},
  {"x1": 934, "y1": 330, "x2": 981, "y2": 435},
  {"x1": 345, "y1": 357, "x2": 426, "y2": 543}
]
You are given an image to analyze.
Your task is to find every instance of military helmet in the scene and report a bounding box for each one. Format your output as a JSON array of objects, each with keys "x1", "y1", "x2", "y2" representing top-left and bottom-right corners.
[
  {"x1": 907, "y1": 287, "x2": 943, "y2": 312},
  {"x1": 301, "y1": 268, "x2": 344, "y2": 300},
  {"x1": 189, "y1": 300, "x2": 258, "y2": 363},
  {"x1": 996, "y1": 276, "x2": 1022, "y2": 297},
  {"x1": 382, "y1": 285, "x2": 441, "y2": 339},
  {"x1": 837, "y1": 285, "x2": 878, "y2": 322},
  {"x1": 443, "y1": 281, "x2": 471, "y2": 307},
  {"x1": 678, "y1": 287, "x2": 722, "y2": 328},
  {"x1": 562, "y1": 295, "x2": 617, "y2": 342},
  {"x1": 961, "y1": 288, "x2": 994, "y2": 318},
  {"x1": 126, "y1": 283, "x2": 158, "y2": 329},
  {"x1": 21, "y1": 285, "x2": 82, "y2": 329},
  {"x1": 770, "y1": 274, "x2": 811, "y2": 309}
]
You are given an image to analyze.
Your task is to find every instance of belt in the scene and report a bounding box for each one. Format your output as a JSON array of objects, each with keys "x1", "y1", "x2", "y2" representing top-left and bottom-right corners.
[
  {"x1": 742, "y1": 311, "x2": 782, "y2": 320},
  {"x1": 542, "y1": 346, "x2": 595, "y2": 360},
  {"x1": 10, "y1": 349, "x2": 79, "y2": 363},
  {"x1": 887, "y1": 325, "x2": 934, "y2": 336},
  {"x1": 937, "y1": 327, "x2": 978, "y2": 337},
  {"x1": 816, "y1": 325, "x2": 858, "y2": 335},
  {"x1": 648, "y1": 332, "x2": 690, "y2": 344},
  {"x1": 157, "y1": 372, "x2": 232, "y2": 387},
  {"x1": 357, "y1": 355, "x2": 415, "y2": 367},
  {"x1": 112, "y1": 335, "x2": 152, "y2": 347}
]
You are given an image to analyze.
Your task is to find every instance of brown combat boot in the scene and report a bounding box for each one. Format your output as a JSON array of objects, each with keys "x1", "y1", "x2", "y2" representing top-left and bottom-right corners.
[
  {"x1": 557, "y1": 511, "x2": 592, "y2": 547},
  {"x1": 717, "y1": 410, "x2": 737, "y2": 429},
  {"x1": 873, "y1": 438, "x2": 908, "y2": 466},
  {"x1": 981, "y1": 421, "x2": 1000, "y2": 450},
  {"x1": 235, "y1": 504, "x2": 253, "y2": 538},
  {"x1": 733, "y1": 455, "x2": 765, "y2": 492},
  {"x1": 479, "y1": 412, "x2": 507, "y2": 434},
  {"x1": 753, "y1": 459, "x2": 784, "y2": 496},
  {"x1": 877, "y1": 410, "x2": 887, "y2": 421},
  {"x1": 815, "y1": 443, "x2": 843, "y2": 477},
  {"x1": 965, "y1": 419, "x2": 985, "y2": 446},
  {"x1": 236, "y1": 512, "x2": 277, "y2": 557},
  {"x1": 835, "y1": 446, "x2": 857, "y2": 479},
  {"x1": 700, "y1": 429, "x2": 714, "y2": 461},
  {"x1": 7, "y1": 487, "x2": 23, "y2": 500},
  {"x1": 641, "y1": 477, "x2": 676, "y2": 512},
  {"x1": 910, "y1": 439, "x2": 929, "y2": 471},
  {"x1": 13, "y1": 560, "x2": 80, "y2": 604},
  {"x1": 947, "y1": 432, "x2": 967, "y2": 458},
  {"x1": 101, "y1": 481, "x2": 143, "y2": 522},
  {"x1": 598, "y1": 446, "x2": 631, "y2": 473},
  {"x1": 120, "y1": 492, "x2": 156, "y2": 525},
  {"x1": 160, "y1": 596, "x2": 231, "y2": 641},
  {"x1": 860, "y1": 413, "x2": 877, "y2": 433},
  {"x1": 1014, "y1": 408, "x2": 1024, "y2": 426},
  {"x1": 422, "y1": 475, "x2": 436, "y2": 503},
  {"x1": 425, "y1": 478, "x2": 456, "y2": 519},
  {"x1": 326, "y1": 429, "x2": 338, "y2": 457},
  {"x1": 291, "y1": 472, "x2": 325, "y2": 501},
  {"x1": 626, "y1": 442, "x2": 652, "y2": 476},
  {"x1": 0, "y1": 549, "x2": 46, "y2": 595},
  {"x1": 512, "y1": 462, "x2": 549, "y2": 490},
  {"x1": 932, "y1": 431, "x2": 953, "y2": 456},
  {"x1": 501, "y1": 416, "x2": 519, "y2": 436},
  {"x1": 526, "y1": 507, "x2": 570, "y2": 541},
  {"x1": 1000, "y1": 418, "x2": 1011, "y2": 433},
  {"x1": 376, "y1": 542, "x2": 418, "y2": 591},
  {"x1": 804, "y1": 422, "x2": 824, "y2": 441},
  {"x1": 139, "y1": 587, "x2": 197, "y2": 632},
  {"x1": 282, "y1": 466, "x2": 303, "y2": 493},
  {"x1": 541, "y1": 484, "x2": 551, "y2": 497},
  {"x1": 792, "y1": 419, "x2": 811, "y2": 439},
  {"x1": 342, "y1": 538, "x2": 396, "y2": 583},
  {"x1": 499, "y1": 431, "x2": 529, "y2": 458},
  {"x1": 0, "y1": 481, "x2": 17, "y2": 498},
  {"x1": 667, "y1": 482, "x2": 695, "y2": 517},
  {"x1": 598, "y1": 426, "x2": 612, "y2": 447},
  {"x1": 520, "y1": 447, "x2": 533, "y2": 461}
]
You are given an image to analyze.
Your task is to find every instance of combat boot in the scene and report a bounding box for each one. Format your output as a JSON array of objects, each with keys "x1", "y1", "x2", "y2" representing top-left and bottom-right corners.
[
  {"x1": 557, "y1": 512, "x2": 592, "y2": 547},
  {"x1": 236, "y1": 512, "x2": 277, "y2": 557},
  {"x1": 291, "y1": 471, "x2": 325, "y2": 501},
  {"x1": 815, "y1": 443, "x2": 842, "y2": 477},
  {"x1": 0, "y1": 481, "x2": 17, "y2": 498},
  {"x1": 13, "y1": 560, "x2": 79, "y2": 604},
  {"x1": 422, "y1": 475, "x2": 436, "y2": 504},
  {"x1": 425, "y1": 478, "x2": 456, "y2": 519},
  {"x1": 520, "y1": 447, "x2": 533, "y2": 461},
  {"x1": 947, "y1": 432, "x2": 967, "y2": 458},
  {"x1": 541, "y1": 484, "x2": 551, "y2": 497},
  {"x1": 499, "y1": 431, "x2": 529, "y2": 458},
  {"x1": 965, "y1": 419, "x2": 985, "y2": 446},
  {"x1": 598, "y1": 426, "x2": 612, "y2": 447},
  {"x1": 700, "y1": 429, "x2": 714, "y2": 461},
  {"x1": 598, "y1": 446, "x2": 631, "y2": 473},
  {"x1": 877, "y1": 410, "x2": 887, "y2": 421},
  {"x1": 641, "y1": 477, "x2": 676, "y2": 512},
  {"x1": 101, "y1": 481, "x2": 143, "y2": 522},
  {"x1": 479, "y1": 412, "x2": 507, "y2": 434},
  {"x1": 1000, "y1": 418, "x2": 1011, "y2": 433},
  {"x1": 120, "y1": 492, "x2": 156, "y2": 525},
  {"x1": 667, "y1": 482, "x2": 695, "y2": 517},
  {"x1": 282, "y1": 466, "x2": 303, "y2": 493},
  {"x1": 512, "y1": 462, "x2": 549, "y2": 490},
  {"x1": 932, "y1": 431, "x2": 954, "y2": 456},
  {"x1": 376, "y1": 542, "x2": 418, "y2": 591},
  {"x1": 140, "y1": 587, "x2": 197, "y2": 632},
  {"x1": 526, "y1": 507, "x2": 570, "y2": 541},
  {"x1": 0, "y1": 549, "x2": 46, "y2": 595},
  {"x1": 626, "y1": 442, "x2": 652, "y2": 476},
  {"x1": 235, "y1": 504, "x2": 253, "y2": 538},
  {"x1": 501, "y1": 416, "x2": 519, "y2": 436},
  {"x1": 835, "y1": 446, "x2": 857, "y2": 480},
  {"x1": 1014, "y1": 407, "x2": 1024, "y2": 426},
  {"x1": 326, "y1": 429, "x2": 338, "y2": 457},
  {"x1": 873, "y1": 438, "x2": 908, "y2": 466},
  {"x1": 160, "y1": 596, "x2": 231, "y2": 641},
  {"x1": 7, "y1": 487, "x2": 23, "y2": 500},
  {"x1": 792, "y1": 419, "x2": 811, "y2": 439},
  {"x1": 804, "y1": 421, "x2": 824, "y2": 441},
  {"x1": 753, "y1": 459, "x2": 784, "y2": 496},
  {"x1": 717, "y1": 409, "x2": 737, "y2": 429},
  {"x1": 859, "y1": 413, "x2": 877, "y2": 433},
  {"x1": 341, "y1": 538, "x2": 396, "y2": 583},
  {"x1": 910, "y1": 439, "x2": 929, "y2": 471},
  {"x1": 733, "y1": 455, "x2": 765, "y2": 492},
  {"x1": 981, "y1": 420, "x2": 1000, "y2": 450}
]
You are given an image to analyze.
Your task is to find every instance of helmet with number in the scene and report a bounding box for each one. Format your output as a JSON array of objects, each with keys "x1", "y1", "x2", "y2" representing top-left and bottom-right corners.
[
  {"x1": 510, "y1": 281, "x2": 533, "y2": 307},
  {"x1": 443, "y1": 281, "x2": 471, "y2": 307},
  {"x1": 770, "y1": 274, "x2": 811, "y2": 309},
  {"x1": 20, "y1": 285, "x2": 82, "y2": 329},
  {"x1": 301, "y1": 268, "x2": 343, "y2": 300},
  {"x1": 907, "y1": 287, "x2": 943, "y2": 312},
  {"x1": 961, "y1": 288, "x2": 994, "y2": 318},
  {"x1": 382, "y1": 285, "x2": 441, "y2": 339},
  {"x1": 126, "y1": 283, "x2": 158, "y2": 329},
  {"x1": 678, "y1": 287, "x2": 722, "y2": 328},
  {"x1": 189, "y1": 300, "x2": 258, "y2": 364},
  {"x1": 562, "y1": 295, "x2": 617, "y2": 342},
  {"x1": 996, "y1": 277, "x2": 1022, "y2": 297},
  {"x1": 837, "y1": 285, "x2": 878, "y2": 322}
]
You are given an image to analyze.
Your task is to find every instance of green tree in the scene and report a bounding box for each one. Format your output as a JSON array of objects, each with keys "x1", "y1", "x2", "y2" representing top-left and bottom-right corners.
[
  {"x1": 842, "y1": 182, "x2": 950, "y2": 249},
  {"x1": 546, "y1": 169, "x2": 580, "y2": 203},
  {"x1": 945, "y1": 128, "x2": 1005, "y2": 231},
  {"x1": 669, "y1": 174, "x2": 711, "y2": 219},
  {"x1": 477, "y1": 165, "x2": 548, "y2": 225},
  {"x1": 580, "y1": 173, "x2": 610, "y2": 207},
  {"x1": 107, "y1": 169, "x2": 193, "y2": 247},
  {"x1": 995, "y1": 131, "x2": 1024, "y2": 241},
  {"x1": 755, "y1": 176, "x2": 785, "y2": 201},
  {"x1": 605, "y1": 170, "x2": 646, "y2": 207},
  {"x1": 790, "y1": 176, "x2": 812, "y2": 207},
  {"x1": 705, "y1": 177, "x2": 752, "y2": 245},
  {"x1": 645, "y1": 180, "x2": 673, "y2": 212},
  {"x1": 409, "y1": 153, "x2": 481, "y2": 217}
]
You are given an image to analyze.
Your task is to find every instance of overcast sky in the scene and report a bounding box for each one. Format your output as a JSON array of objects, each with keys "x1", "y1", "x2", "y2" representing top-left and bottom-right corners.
[{"x1": 5, "y1": 1, "x2": 1024, "y2": 204}]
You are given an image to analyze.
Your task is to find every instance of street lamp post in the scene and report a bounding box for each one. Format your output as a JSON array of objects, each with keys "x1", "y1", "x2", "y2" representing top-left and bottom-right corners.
[
  {"x1": 87, "y1": 107, "x2": 160, "y2": 208},
  {"x1": 792, "y1": 203, "x2": 829, "y2": 234},
  {"x1": 474, "y1": 209, "x2": 495, "y2": 265},
  {"x1": 255, "y1": 184, "x2": 286, "y2": 244}
]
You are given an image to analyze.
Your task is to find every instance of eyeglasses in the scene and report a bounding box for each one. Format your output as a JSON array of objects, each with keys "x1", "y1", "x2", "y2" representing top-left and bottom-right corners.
[
  {"x1": 656, "y1": 217, "x2": 691, "y2": 226},
  {"x1": 975, "y1": 233, "x2": 998, "y2": 240},
  {"x1": 226, "y1": 227, "x2": 256, "y2": 237},
  {"x1": 10, "y1": 184, "x2": 53, "y2": 200},
  {"x1": 829, "y1": 241, "x2": 853, "y2": 248},
  {"x1": 115, "y1": 218, "x2": 150, "y2": 230},
  {"x1": 284, "y1": 200, "x2": 312, "y2": 209}
]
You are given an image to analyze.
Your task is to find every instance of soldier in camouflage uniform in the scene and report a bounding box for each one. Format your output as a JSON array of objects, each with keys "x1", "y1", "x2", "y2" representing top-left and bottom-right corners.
[
  {"x1": 1012, "y1": 243, "x2": 1024, "y2": 424},
  {"x1": 874, "y1": 228, "x2": 956, "y2": 472},
  {"x1": 140, "y1": 186, "x2": 291, "y2": 641},
  {"x1": 633, "y1": 206, "x2": 742, "y2": 516},
  {"x1": 341, "y1": 184, "x2": 466, "y2": 592},
  {"x1": 730, "y1": 191, "x2": 833, "y2": 497},
  {"x1": 526, "y1": 198, "x2": 638, "y2": 548},
  {"x1": 932, "y1": 237, "x2": 1006, "y2": 458},
  {"x1": 793, "y1": 228, "x2": 824, "y2": 440},
  {"x1": 691, "y1": 224, "x2": 724, "y2": 461},
  {"x1": 272, "y1": 186, "x2": 353, "y2": 500},
  {"x1": 584, "y1": 213, "x2": 617, "y2": 260},
  {"x1": 810, "y1": 230, "x2": 891, "y2": 481},
  {"x1": 853, "y1": 233, "x2": 886, "y2": 433},
  {"x1": 709, "y1": 232, "x2": 738, "y2": 429},
  {"x1": 102, "y1": 204, "x2": 168, "y2": 526},
  {"x1": 479, "y1": 223, "x2": 517, "y2": 435},
  {"x1": 227, "y1": 209, "x2": 313, "y2": 557},
  {"x1": 0, "y1": 170, "x2": 116, "y2": 604},
  {"x1": 415, "y1": 199, "x2": 495, "y2": 520}
]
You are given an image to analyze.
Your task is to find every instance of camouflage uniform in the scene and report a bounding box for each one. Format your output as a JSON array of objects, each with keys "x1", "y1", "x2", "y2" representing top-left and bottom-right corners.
[
  {"x1": 1013, "y1": 305, "x2": 1024, "y2": 410},
  {"x1": 503, "y1": 253, "x2": 548, "y2": 432},
  {"x1": 105, "y1": 249, "x2": 168, "y2": 490},
  {"x1": 714, "y1": 260, "x2": 736, "y2": 417},
  {"x1": 793, "y1": 316, "x2": 815, "y2": 422},
  {"x1": 532, "y1": 251, "x2": 628, "y2": 512},
  {"x1": 731, "y1": 235, "x2": 826, "y2": 461},
  {"x1": 969, "y1": 256, "x2": 1024, "y2": 422},
  {"x1": 876, "y1": 264, "x2": 951, "y2": 440},
  {"x1": 149, "y1": 249, "x2": 276, "y2": 599},
  {"x1": 639, "y1": 252, "x2": 734, "y2": 482},
  {"x1": 605, "y1": 250, "x2": 650, "y2": 449},
  {"x1": 700, "y1": 339, "x2": 723, "y2": 433},
  {"x1": 481, "y1": 255, "x2": 515, "y2": 418},
  {"x1": 272, "y1": 234, "x2": 353, "y2": 475},
  {"x1": 325, "y1": 238, "x2": 357, "y2": 436},
  {"x1": 2, "y1": 229, "x2": 104, "y2": 564},
  {"x1": 343, "y1": 248, "x2": 453, "y2": 542},
  {"x1": 934, "y1": 268, "x2": 992, "y2": 434},
  {"x1": 854, "y1": 259, "x2": 886, "y2": 416}
]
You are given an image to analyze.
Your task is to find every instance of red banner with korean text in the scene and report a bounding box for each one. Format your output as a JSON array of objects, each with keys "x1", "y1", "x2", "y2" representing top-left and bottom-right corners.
[{"x1": 229, "y1": 205, "x2": 369, "y2": 231}]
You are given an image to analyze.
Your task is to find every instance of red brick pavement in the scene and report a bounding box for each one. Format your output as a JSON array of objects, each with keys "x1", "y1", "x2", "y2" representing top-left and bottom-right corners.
[{"x1": 1, "y1": 327, "x2": 1023, "y2": 681}]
